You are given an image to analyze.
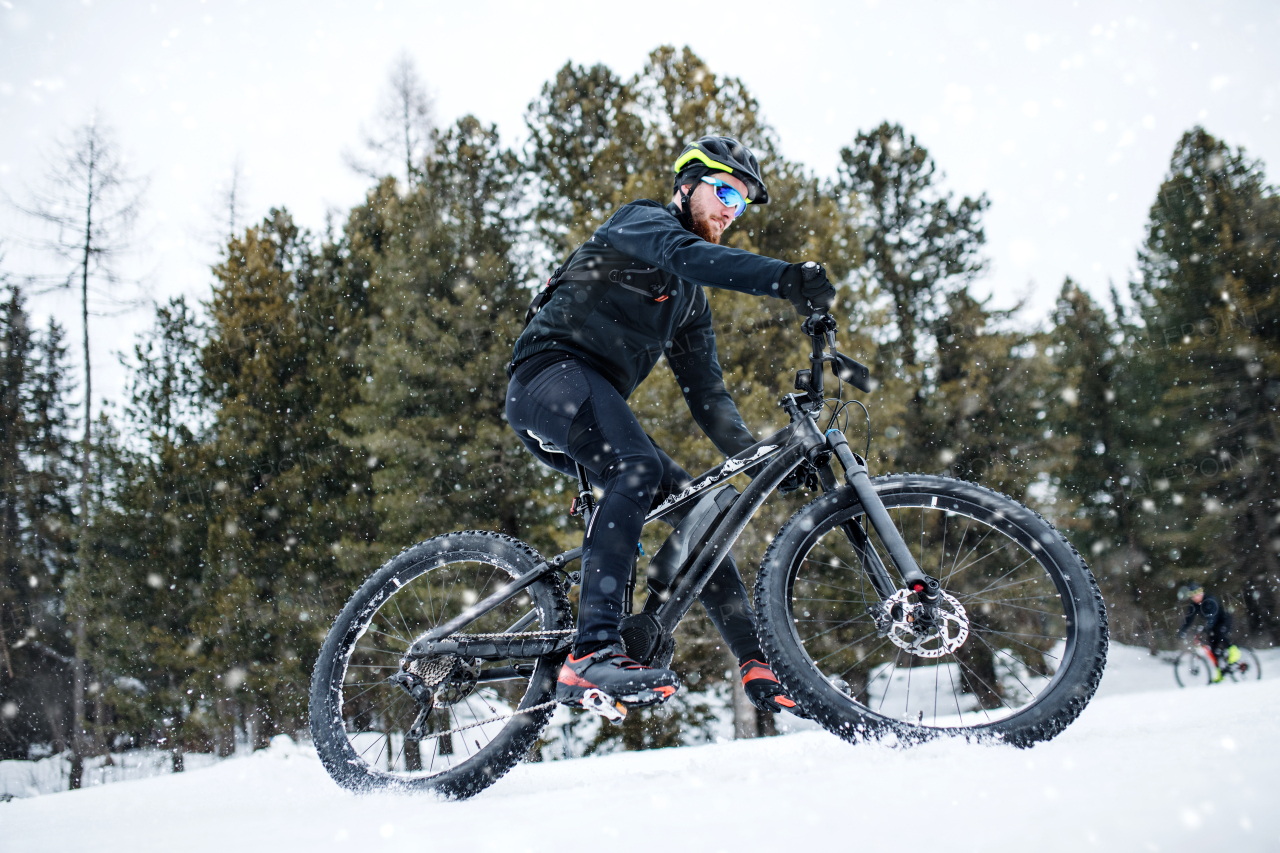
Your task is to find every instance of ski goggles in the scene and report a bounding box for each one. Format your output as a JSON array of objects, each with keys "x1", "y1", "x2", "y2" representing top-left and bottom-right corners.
[{"x1": 701, "y1": 176, "x2": 748, "y2": 218}]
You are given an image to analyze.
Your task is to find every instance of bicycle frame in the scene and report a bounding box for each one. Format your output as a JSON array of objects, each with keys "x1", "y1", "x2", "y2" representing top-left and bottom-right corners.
[{"x1": 410, "y1": 316, "x2": 939, "y2": 659}]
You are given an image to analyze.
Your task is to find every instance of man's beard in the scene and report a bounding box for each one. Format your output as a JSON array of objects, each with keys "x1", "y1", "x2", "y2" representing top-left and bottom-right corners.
[{"x1": 690, "y1": 213, "x2": 721, "y2": 244}]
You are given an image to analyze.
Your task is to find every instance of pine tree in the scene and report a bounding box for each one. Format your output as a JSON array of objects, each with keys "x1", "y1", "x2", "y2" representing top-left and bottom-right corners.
[
  {"x1": 927, "y1": 288, "x2": 1054, "y2": 494},
  {"x1": 834, "y1": 123, "x2": 990, "y2": 476},
  {"x1": 342, "y1": 117, "x2": 547, "y2": 559},
  {"x1": 525, "y1": 46, "x2": 775, "y2": 256},
  {"x1": 1130, "y1": 127, "x2": 1280, "y2": 642},
  {"x1": 0, "y1": 285, "x2": 40, "y2": 757},
  {"x1": 0, "y1": 287, "x2": 78, "y2": 760},
  {"x1": 81, "y1": 298, "x2": 217, "y2": 766},
  {"x1": 1041, "y1": 281, "x2": 1161, "y2": 643},
  {"x1": 201, "y1": 210, "x2": 374, "y2": 746}
]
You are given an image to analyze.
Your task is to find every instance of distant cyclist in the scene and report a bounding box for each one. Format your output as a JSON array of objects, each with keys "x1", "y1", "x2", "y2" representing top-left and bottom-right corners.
[{"x1": 1176, "y1": 582, "x2": 1240, "y2": 682}]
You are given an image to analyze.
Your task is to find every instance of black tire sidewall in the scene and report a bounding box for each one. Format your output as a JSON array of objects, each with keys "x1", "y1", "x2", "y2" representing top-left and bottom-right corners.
[
  {"x1": 756, "y1": 475, "x2": 1108, "y2": 747},
  {"x1": 309, "y1": 531, "x2": 569, "y2": 798}
]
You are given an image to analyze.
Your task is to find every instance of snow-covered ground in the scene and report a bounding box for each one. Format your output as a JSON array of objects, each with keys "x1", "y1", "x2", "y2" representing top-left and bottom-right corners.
[{"x1": 4, "y1": 646, "x2": 1279, "y2": 853}]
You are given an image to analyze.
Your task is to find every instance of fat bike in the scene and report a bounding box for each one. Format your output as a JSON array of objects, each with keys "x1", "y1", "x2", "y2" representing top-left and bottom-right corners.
[{"x1": 309, "y1": 312, "x2": 1109, "y2": 798}]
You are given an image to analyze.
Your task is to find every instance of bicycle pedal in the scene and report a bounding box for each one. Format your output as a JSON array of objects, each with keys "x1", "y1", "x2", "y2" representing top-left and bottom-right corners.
[
  {"x1": 581, "y1": 688, "x2": 627, "y2": 721},
  {"x1": 618, "y1": 685, "x2": 678, "y2": 707}
]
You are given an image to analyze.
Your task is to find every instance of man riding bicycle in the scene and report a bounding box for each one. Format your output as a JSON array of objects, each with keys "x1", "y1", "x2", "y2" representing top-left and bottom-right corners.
[
  {"x1": 1176, "y1": 581, "x2": 1240, "y2": 682},
  {"x1": 505, "y1": 136, "x2": 837, "y2": 716}
]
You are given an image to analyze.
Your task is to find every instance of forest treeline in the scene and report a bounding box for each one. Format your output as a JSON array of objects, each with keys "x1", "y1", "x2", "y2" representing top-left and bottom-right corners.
[{"x1": 1, "y1": 47, "x2": 1277, "y2": 775}]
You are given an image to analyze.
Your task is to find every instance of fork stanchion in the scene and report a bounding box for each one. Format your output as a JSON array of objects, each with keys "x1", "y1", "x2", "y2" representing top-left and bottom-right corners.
[{"x1": 825, "y1": 430, "x2": 939, "y2": 611}]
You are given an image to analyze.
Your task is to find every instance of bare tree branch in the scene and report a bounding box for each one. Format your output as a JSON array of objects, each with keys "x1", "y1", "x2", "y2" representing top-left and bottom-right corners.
[
  {"x1": 9, "y1": 114, "x2": 147, "y2": 788},
  {"x1": 343, "y1": 51, "x2": 435, "y2": 188}
]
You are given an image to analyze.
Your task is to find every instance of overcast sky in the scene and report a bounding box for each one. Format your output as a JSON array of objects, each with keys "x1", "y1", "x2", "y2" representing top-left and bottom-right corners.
[{"x1": 2, "y1": 0, "x2": 1278, "y2": 407}]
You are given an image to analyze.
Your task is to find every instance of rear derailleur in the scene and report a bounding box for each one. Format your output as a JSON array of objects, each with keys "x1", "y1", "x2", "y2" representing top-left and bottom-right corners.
[{"x1": 388, "y1": 654, "x2": 482, "y2": 741}]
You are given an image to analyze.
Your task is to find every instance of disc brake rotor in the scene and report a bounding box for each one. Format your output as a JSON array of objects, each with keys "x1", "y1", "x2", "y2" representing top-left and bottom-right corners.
[{"x1": 881, "y1": 589, "x2": 969, "y2": 658}]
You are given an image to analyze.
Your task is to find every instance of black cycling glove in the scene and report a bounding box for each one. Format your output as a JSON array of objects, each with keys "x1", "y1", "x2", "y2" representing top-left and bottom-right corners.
[{"x1": 779, "y1": 261, "x2": 837, "y2": 315}]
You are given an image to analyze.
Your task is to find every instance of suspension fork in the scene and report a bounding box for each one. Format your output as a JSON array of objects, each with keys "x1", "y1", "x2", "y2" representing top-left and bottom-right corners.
[{"x1": 825, "y1": 430, "x2": 941, "y2": 609}]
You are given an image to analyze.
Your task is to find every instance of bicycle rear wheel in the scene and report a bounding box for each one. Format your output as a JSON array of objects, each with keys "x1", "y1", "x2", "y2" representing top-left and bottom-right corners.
[
  {"x1": 309, "y1": 531, "x2": 570, "y2": 798},
  {"x1": 755, "y1": 474, "x2": 1108, "y2": 746},
  {"x1": 1174, "y1": 650, "x2": 1214, "y2": 687}
]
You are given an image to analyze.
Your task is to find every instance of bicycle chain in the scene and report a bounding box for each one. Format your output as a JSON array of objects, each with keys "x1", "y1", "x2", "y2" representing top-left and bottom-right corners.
[
  {"x1": 438, "y1": 629, "x2": 574, "y2": 641},
  {"x1": 405, "y1": 630, "x2": 573, "y2": 739},
  {"x1": 434, "y1": 699, "x2": 561, "y2": 739}
]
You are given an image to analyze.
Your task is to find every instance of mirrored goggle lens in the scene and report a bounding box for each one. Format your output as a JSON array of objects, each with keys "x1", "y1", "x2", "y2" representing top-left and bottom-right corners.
[{"x1": 702, "y1": 177, "x2": 746, "y2": 218}]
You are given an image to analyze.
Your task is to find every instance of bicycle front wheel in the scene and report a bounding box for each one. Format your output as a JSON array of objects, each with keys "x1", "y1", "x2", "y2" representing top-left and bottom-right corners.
[
  {"x1": 309, "y1": 531, "x2": 571, "y2": 798},
  {"x1": 755, "y1": 474, "x2": 1108, "y2": 746},
  {"x1": 1174, "y1": 650, "x2": 1214, "y2": 687}
]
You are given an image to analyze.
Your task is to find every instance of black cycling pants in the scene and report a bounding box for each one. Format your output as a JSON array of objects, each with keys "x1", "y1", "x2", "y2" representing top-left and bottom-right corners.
[
  {"x1": 505, "y1": 357, "x2": 763, "y2": 662},
  {"x1": 1208, "y1": 614, "x2": 1233, "y2": 661}
]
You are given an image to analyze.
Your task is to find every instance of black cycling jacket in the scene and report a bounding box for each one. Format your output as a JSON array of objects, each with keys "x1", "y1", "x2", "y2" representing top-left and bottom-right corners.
[
  {"x1": 511, "y1": 200, "x2": 790, "y2": 457},
  {"x1": 1180, "y1": 595, "x2": 1230, "y2": 636}
]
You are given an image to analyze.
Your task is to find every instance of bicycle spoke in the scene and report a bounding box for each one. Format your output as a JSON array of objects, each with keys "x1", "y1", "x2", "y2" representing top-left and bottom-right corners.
[
  {"x1": 944, "y1": 516, "x2": 972, "y2": 586},
  {"x1": 809, "y1": 625, "x2": 886, "y2": 666},
  {"x1": 946, "y1": 539, "x2": 1018, "y2": 583},
  {"x1": 877, "y1": 648, "x2": 902, "y2": 712},
  {"x1": 961, "y1": 553, "x2": 1039, "y2": 599},
  {"x1": 788, "y1": 491, "x2": 1085, "y2": 734},
  {"x1": 966, "y1": 618, "x2": 1064, "y2": 663},
  {"x1": 800, "y1": 613, "x2": 872, "y2": 648}
]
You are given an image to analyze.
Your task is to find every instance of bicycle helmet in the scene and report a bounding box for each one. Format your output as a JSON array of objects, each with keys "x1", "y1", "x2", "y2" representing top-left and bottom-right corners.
[
  {"x1": 1177, "y1": 582, "x2": 1204, "y2": 601},
  {"x1": 672, "y1": 136, "x2": 770, "y2": 204}
]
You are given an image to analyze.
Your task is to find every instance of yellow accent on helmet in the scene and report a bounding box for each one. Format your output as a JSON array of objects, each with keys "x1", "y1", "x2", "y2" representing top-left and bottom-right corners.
[
  {"x1": 673, "y1": 147, "x2": 734, "y2": 175},
  {"x1": 672, "y1": 149, "x2": 753, "y2": 204}
]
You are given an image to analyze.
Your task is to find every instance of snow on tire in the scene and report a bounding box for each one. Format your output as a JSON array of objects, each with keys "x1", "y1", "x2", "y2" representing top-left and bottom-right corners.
[
  {"x1": 309, "y1": 531, "x2": 570, "y2": 798},
  {"x1": 755, "y1": 475, "x2": 1107, "y2": 747}
]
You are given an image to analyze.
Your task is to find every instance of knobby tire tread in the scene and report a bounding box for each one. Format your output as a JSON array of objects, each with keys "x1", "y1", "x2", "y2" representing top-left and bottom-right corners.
[
  {"x1": 309, "y1": 530, "x2": 570, "y2": 799},
  {"x1": 755, "y1": 474, "x2": 1108, "y2": 748}
]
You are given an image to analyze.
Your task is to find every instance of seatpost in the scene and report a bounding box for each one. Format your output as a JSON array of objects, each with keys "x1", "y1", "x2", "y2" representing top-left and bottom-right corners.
[{"x1": 573, "y1": 461, "x2": 596, "y2": 523}]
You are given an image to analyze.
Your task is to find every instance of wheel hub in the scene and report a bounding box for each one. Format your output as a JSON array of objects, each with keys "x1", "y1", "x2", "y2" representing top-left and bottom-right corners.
[{"x1": 881, "y1": 589, "x2": 969, "y2": 658}]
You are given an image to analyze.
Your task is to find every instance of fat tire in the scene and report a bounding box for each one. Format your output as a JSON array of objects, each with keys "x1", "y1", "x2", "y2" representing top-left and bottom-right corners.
[
  {"x1": 309, "y1": 530, "x2": 570, "y2": 799},
  {"x1": 755, "y1": 474, "x2": 1108, "y2": 748}
]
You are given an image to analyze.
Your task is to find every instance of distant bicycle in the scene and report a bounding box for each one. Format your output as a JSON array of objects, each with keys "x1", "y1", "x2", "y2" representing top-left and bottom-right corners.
[{"x1": 1173, "y1": 630, "x2": 1261, "y2": 687}]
